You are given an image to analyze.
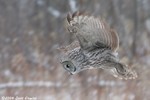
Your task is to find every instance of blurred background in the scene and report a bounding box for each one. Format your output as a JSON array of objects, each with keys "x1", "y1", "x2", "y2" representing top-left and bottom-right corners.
[{"x1": 0, "y1": 0, "x2": 150, "y2": 100}]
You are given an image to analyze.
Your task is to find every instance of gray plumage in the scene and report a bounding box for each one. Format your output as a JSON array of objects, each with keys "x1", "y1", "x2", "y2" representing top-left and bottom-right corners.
[{"x1": 58, "y1": 11, "x2": 137, "y2": 80}]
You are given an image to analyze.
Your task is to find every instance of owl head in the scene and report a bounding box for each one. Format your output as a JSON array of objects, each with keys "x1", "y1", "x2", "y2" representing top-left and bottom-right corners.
[{"x1": 58, "y1": 41, "x2": 88, "y2": 75}]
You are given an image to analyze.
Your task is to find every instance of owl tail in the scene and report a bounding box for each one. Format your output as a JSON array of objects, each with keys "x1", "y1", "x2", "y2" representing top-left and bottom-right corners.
[{"x1": 102, "y1": 61, "x2": 137, "y2": 80}]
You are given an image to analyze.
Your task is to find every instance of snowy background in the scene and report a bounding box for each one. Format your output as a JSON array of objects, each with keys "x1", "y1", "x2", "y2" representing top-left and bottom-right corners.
[{"x1": 0, "y1": 0, "x2": 150, "y2": 100}]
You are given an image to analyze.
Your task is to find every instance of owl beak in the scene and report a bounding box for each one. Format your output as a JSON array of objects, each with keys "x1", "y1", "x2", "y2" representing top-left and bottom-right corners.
[{"x1": 69, "y1": 70, "x2": 76, "y2": 75}]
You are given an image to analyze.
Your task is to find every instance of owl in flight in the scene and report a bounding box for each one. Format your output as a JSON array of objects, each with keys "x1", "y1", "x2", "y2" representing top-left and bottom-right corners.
[{"x1": 59, "y1": 11, "x2": 137, "y2": 80}]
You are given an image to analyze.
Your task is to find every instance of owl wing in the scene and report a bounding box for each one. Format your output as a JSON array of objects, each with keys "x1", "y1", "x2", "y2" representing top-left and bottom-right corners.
[{"x1": 66, "y1": 12, "x2": 119, "y2": 52}]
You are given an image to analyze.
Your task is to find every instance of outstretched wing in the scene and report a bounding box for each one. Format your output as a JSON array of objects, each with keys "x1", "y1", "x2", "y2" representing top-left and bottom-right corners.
[{"x1": 66, "y1": 11, "x2": 119, "y2": 52}]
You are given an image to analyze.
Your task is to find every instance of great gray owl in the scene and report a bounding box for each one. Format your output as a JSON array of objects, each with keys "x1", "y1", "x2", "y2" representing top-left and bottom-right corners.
[{"x1": 58, "y1": 11, "x2": 137, "y2": 80}]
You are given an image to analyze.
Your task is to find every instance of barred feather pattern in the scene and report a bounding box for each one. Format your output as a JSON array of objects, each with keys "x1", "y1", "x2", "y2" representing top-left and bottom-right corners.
[
  {"x1": 67, "y1": 47, "x2": 114, "y2": 68},
  {"x1": 66, "y1": 11, "x2": 119, "y2": 52},
  {"x1": 59, "y1": 11, "x2": 137, "y2": 80}
]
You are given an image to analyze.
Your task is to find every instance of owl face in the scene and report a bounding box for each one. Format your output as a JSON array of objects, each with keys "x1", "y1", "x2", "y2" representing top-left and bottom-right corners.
[
  {"x1": 59, "y1": 48, "x2": 84, "y2": 75},
  {"x1": 60, "y1": 56, "x2": 82, "y2": 75},
  {"x1": 58, "y1": 39, "x2": 87, "y2": 74}
]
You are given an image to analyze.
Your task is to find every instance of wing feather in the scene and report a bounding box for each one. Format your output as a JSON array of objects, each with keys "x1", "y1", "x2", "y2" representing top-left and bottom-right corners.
[
  {"x1": 66, "y1": 12, "x2": 119, "y2": 52},
  {"x1": 58, "y1": 41, "x2": 80, "y2": 53}
]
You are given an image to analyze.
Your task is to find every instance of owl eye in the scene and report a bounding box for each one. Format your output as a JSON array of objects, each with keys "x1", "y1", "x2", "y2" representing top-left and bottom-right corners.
[
  {"x1": 65, "y1": 63, "x2": 76, "y2": 72},
  {"x1": 62, "y1": 61, "x2": 76, "y2": 72},
  {"x1": 66, "y1": 64, "x2": 71, "y2": 69}
]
